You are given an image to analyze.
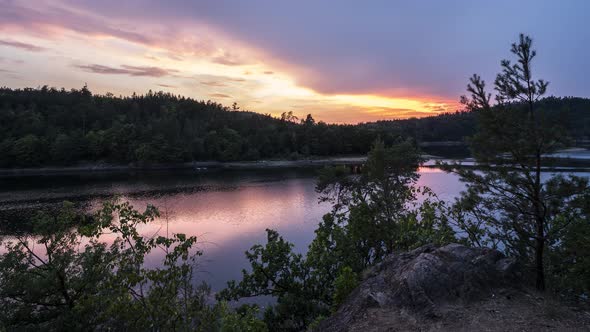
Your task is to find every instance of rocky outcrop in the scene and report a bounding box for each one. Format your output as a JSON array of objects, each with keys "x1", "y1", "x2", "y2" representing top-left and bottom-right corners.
[{"x1": 317, "y1": 244, "x2": 589, "y2": 331}]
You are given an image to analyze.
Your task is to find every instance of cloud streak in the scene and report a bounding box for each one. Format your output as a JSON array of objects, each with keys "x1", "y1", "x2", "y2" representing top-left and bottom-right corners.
[
  {"x1": 0, "y1": 39, "x2": 45, "y2": 52},
  {"x1": 60, "y1": 0, "x2": 589, "y2": 99},
  {"x1": 209, "y1": 93, "x2": 232, "y2": 98},
  {"x1": 74, "y1": 64, "x2": 179, "y2": 77},
  {"x1": 201, "y1": 81, "x2": 227, "y2": 87},
  {"x1": 0, "y1": 1, "x2": 254, "y2": 66}
]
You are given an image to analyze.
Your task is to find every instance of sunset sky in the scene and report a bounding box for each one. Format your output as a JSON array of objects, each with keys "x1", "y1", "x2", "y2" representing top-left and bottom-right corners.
[{"x1": 1, "y1": 0, "x2": 589, "y2": 123}]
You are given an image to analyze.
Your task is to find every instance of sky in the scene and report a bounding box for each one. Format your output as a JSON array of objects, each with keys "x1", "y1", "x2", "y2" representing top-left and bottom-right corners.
[{"x1": 1, "y1": 0, "x2": 589, "y2": 123}]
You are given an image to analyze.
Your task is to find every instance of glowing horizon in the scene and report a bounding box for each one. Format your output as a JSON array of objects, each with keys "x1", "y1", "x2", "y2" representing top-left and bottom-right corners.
[
  {"x1": 0, "y1": 29, "x2": 459, "y2": 124},
  {"x1": 1, "y1": 0, "x2": 587, "y2": 123}
]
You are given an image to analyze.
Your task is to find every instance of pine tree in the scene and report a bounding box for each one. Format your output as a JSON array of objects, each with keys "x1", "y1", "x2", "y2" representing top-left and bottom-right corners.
[{"x1": 451, "y1": 34, "x2": 589, "y2": 290}]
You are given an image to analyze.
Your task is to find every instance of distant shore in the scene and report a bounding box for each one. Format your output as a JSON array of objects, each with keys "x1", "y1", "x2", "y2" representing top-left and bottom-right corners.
[
  {"x1": 1, "y1": 148, "x2": 589, "y2": 177},
  {"x1": 0, "y1": 156, "x2": 370, "y2": 177}
]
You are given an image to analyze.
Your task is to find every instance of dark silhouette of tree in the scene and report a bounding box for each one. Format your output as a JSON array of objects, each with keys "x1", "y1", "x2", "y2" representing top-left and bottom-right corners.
[{"x1": 448, "y1": 34, "x2": 590, "y2": 291}]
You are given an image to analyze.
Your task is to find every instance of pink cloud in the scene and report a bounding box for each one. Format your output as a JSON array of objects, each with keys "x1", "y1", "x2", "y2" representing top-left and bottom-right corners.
[{"x1": 0, "y1": 1, "x2": 229, "y2": 61}]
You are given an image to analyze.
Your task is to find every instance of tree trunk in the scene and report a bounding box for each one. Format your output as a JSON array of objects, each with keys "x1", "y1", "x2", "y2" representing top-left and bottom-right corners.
[
  {"x1": 534, "y1": 149, "x2": 545, "y2": 291},
  {"x1": 535, "y1": 230, "x2": 545, "y2": 291}
]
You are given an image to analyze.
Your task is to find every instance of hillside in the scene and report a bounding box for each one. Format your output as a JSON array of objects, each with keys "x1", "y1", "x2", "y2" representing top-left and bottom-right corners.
[
  {"x1": 1, "y1": 86, "x2": 589, "y2": 167},
  {"x1": 369, "y1": 97, "x2": 590, "y2": 144},
  {"x1": 0, "y1": 86, "x2": 393, "y2": 167}
]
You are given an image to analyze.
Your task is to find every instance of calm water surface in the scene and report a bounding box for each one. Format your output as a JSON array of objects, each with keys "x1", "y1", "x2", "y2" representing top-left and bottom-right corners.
[{"x1": 0, "y1": 166, "x2": 586, "y2": 291}]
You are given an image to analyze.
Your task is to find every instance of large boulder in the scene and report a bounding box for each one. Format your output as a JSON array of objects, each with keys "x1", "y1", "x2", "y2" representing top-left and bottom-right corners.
[{"x1": 317, "y1": 244, "x2": 589, "y2": 331}]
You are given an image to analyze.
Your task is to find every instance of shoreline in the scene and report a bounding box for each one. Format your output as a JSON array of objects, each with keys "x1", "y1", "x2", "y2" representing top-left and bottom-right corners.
[
  {"x1": 0, "y1": 156, "x2": 369, "y2": 177},
  {"x1": 1, "y1": 148, "x2": 589, "y2": 177}
]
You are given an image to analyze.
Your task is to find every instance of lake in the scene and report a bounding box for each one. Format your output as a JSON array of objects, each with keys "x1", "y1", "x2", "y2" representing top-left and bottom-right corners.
[{"x1": 0, "y1": 165, "x2": 587, "y2": 292}]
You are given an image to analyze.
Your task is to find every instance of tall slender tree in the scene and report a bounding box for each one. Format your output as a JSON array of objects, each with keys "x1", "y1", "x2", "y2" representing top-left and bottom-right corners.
[{"x1": 451, "y1": 34, "x2": 588, "y2": 290}]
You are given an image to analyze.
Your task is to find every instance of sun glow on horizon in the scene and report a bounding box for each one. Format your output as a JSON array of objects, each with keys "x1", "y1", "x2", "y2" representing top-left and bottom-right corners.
[{"x1": 0, "y1": 0, "x2": 461, "y2": 124}]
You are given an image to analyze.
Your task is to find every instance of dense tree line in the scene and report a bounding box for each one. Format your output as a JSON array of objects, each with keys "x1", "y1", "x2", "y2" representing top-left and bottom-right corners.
[
  {"x1": 369, "y1": 96, "x2": 590, "y2": 143},
  {"x1": 1, "y1": 86, "x2": 589, "y2": 168},
  {"x1": 0, "y1": 87, "x2": 394, "y2": 167}
]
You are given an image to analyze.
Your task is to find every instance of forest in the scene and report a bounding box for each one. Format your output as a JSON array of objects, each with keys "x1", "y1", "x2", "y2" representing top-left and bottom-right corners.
[
  {"x1": 0, "y1": 87, "x2": 383, "y2": 167},
  {"x1": 1, "y1": 86, "x2": 589, "y2": 168}
]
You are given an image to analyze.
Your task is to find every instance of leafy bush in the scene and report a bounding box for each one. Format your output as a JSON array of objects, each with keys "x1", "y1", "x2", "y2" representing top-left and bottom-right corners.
[
  {"x1": 220, "y1": 139, "x2": 456, "y2": 330},
  {"x1": 332, "y1": 267, "x2": 358, "y2": 310},
  {"x1": 0, "y1": 200, "x2": 266, "y2": 331}
]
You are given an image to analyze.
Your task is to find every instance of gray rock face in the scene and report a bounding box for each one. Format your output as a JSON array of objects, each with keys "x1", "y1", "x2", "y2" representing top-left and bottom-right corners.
[{"x1": 317, "y1": 244, "x2": 519, "y2": 331}]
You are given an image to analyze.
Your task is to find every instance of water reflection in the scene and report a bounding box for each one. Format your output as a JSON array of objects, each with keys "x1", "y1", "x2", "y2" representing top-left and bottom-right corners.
[
  {"x1": 1, "y1": 167, "x2": 587, "y2": 291},
  {"x1": 101, "y1": 169, "x2": 467, "y2": 290},
  {"x1": 103, "y1": 177, "x2": 332, "y2": 290},
  {"x1": 0, "y1": 168, "x2": 466, "y2": 290}
]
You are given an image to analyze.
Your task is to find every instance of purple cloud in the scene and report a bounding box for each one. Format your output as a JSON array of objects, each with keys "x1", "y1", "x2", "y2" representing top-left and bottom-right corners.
[
  {"x1": 0, "y1": 1, "x2": 217, "y2": 59},
  {"x1": 0, "y1": 39, "x2": 45, "y2": 52},
  {"x1": 62, "y1": 0, "x2": 590, "y2": 99},
  {"x1": 0, "y1": 2, "x2": 152, "y2": 45},
  {"x1": 5, "y1": 0, "x2": 590, "y2": 100},
  {"x1": 74, "y1": 64, "x2": 179, "y2": 77}
]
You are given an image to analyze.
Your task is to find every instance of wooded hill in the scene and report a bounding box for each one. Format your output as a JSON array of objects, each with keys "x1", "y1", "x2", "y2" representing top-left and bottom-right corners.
[
  {"x1": 0, "y1": 86, "x2": 589, "y2": 167},
  {"x1": 367, "y1": 96, "x2": 590, "y2": 144}
]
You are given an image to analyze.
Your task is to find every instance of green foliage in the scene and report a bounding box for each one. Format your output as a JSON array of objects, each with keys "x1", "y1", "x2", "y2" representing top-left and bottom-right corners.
[
  {"x1": 331, "y1": 267, "x2": 358, "y2": 310},
  {"x1": 2, "y1": 86, "x2": 589, "y2": 167},
  {"x1": 221, "y1": 139, "x2": 457, "y2": 330},
  {"x1": 51, "y1": 133, "x2": 81, "y2": 165},
  {"x1": 306, "y1": 315, "x2": 326, "y2": 331},
  {"x1": 0, "y1": 87, "x2": 405, "y2": 166},
  {"x1": 396, "y1": 196, "x2": 457, "y2": 250},
  {"x1": 546, "y1": 186, "x2": 590, "y2": 296},
  {"x1": 11, "y1": 134, "x2": 45, "y2": 166},
  {"x1": 548, "y1": 221, "x2": 590, "y2": 297},
  {"x1": 218, "y1": 229, "x2": 323, "y2": 331},
  {"x1": 0, "y1": 200, "x2": 266, "y2": 331},
  {"x1": 446, "y1": 34, "x2": 590, "y2": 291},
  {"x1": 369, "y1": 96, "x2": 590, "y2": 150},
  {"x1": 216, "y1": 302, "x2": 268, "y2": 332},
  {"x1": 313, "y1": 139, "x2": 454, "y2": 270}
]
